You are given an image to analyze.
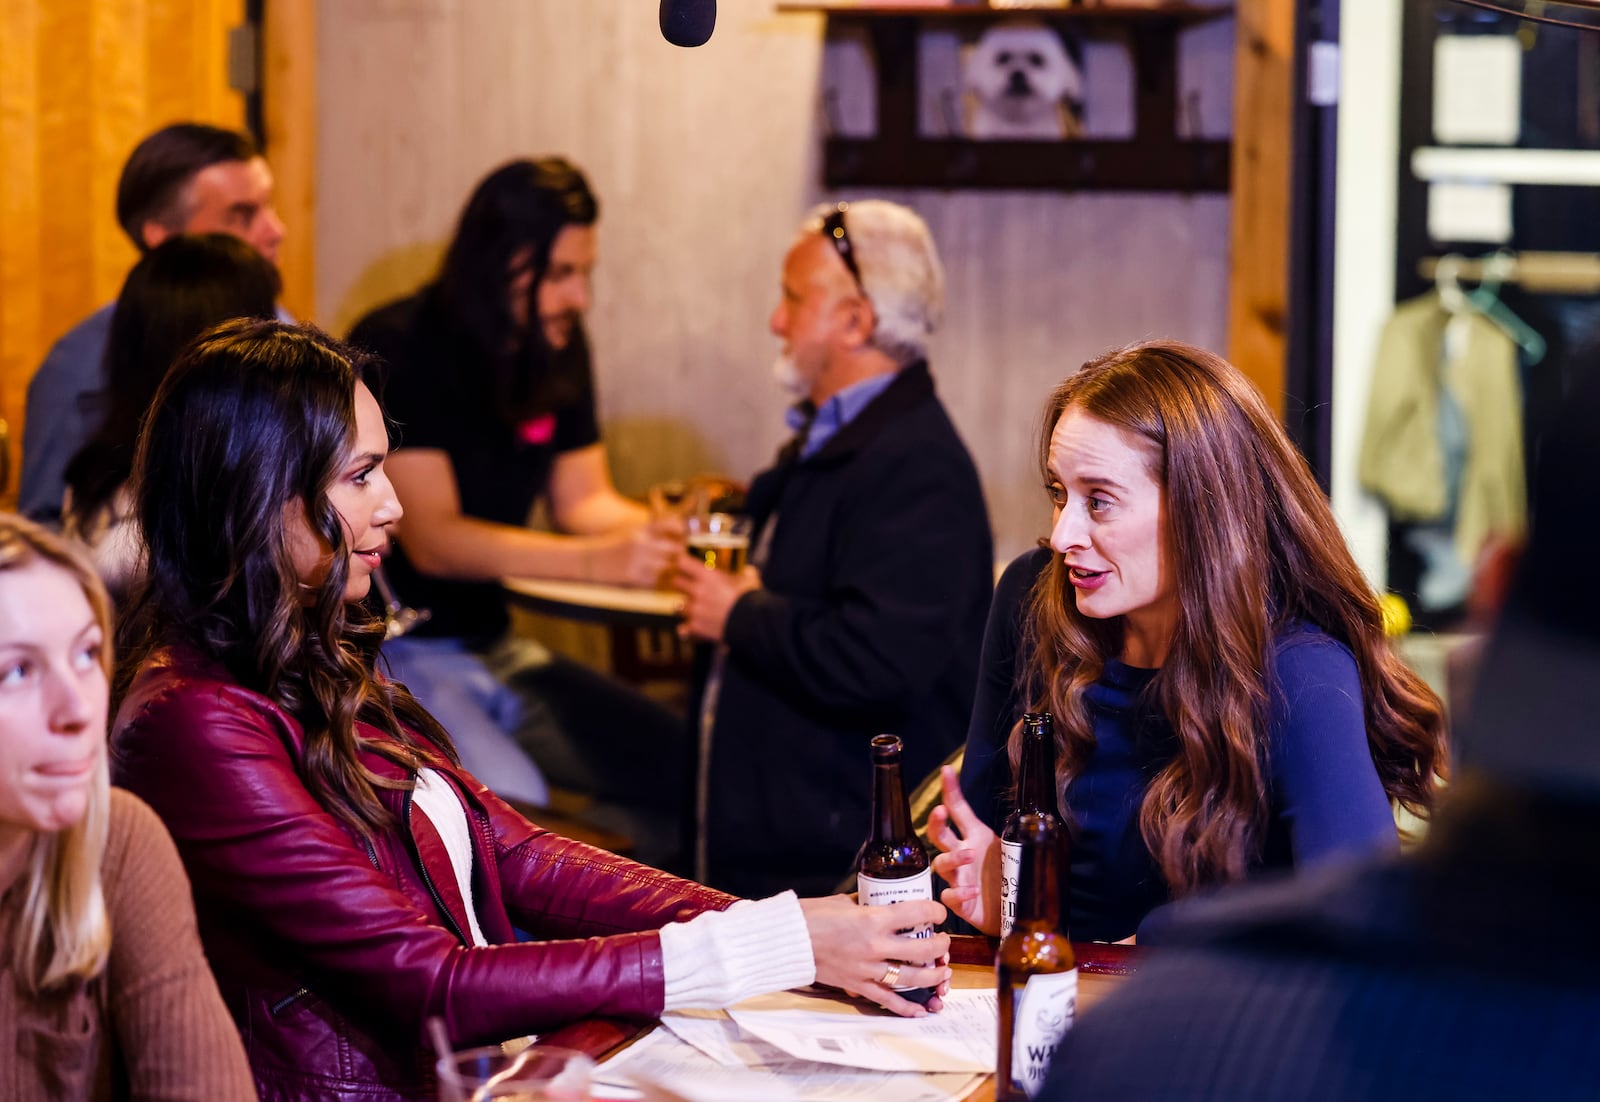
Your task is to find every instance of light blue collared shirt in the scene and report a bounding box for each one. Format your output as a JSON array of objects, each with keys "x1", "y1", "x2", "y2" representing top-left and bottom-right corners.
[{"x1": 785, "y1": 370, "x2": 899, "y2": 460}]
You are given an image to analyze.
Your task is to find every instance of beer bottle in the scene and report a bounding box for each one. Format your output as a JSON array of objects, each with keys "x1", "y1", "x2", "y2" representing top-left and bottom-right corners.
[
  {"x1": 996, "y1": 813, "x2": 1076, "y2": 1101},
  {"x1": 856, "y1": 734, "x2": 936, "y2": 1005},
  {"x1": 1000, "y1": 712, "x2": 1058, "y2": 938}
]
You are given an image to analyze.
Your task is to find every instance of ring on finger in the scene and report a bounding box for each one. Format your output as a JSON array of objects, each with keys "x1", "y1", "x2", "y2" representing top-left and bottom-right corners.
[{"x1": 880, "y1": 962, "x2": 901, "y2": 987}]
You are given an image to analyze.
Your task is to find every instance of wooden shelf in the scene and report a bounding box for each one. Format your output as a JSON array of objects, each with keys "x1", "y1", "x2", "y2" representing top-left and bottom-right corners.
[
  {"x1": 824, "y1": 136, "x2": 1229, "y2": 189},
  {"x1": 781, "y1": 1, "x2": 1234, "y2": 191},
  {"x1": 778, "y1": 2, "x2": 1232, "y2": 28}
]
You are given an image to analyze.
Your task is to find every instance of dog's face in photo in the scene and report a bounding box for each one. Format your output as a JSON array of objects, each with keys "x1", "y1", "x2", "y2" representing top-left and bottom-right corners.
[{"x1": 964, "y1": 22, "x2": 1084, "y2": 139}]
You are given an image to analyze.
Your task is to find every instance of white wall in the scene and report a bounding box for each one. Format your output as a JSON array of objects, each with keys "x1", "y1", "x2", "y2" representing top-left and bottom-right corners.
[
  {"x1": 314, "y1": 0, "x2": 1234, "y2": 561},
  {"x1": 1330, "y1": 0, "x2": 1404, "y2": 586}
]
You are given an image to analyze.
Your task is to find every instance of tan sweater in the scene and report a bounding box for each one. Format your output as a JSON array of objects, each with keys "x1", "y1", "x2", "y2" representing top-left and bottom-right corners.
[{"x1": 1, "y1": 788, "x2": 256, "y2": 1101}]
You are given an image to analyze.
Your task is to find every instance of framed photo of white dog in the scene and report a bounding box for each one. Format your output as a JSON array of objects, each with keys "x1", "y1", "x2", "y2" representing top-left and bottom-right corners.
[{"x1": 963, "y1": 20, "x2": 1085, "y2": 141}]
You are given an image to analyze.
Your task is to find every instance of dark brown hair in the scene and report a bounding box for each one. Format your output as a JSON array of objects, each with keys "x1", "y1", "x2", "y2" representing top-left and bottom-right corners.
[
  {"x1": 1021, "y1": 340, "x2": 1446, "y2": 893},
  {"x1": 65, "y1": 233, "x2": 279, "y2": 532},
  {"x1": 116, "y1": 319, "x2": 453, "y2": 837},
  {"x1": 115, "y1": 123, "x2": 259, "y2": 250},
  {"x1": 425, "y1": 156, "x2": 598, "y2": 423}
]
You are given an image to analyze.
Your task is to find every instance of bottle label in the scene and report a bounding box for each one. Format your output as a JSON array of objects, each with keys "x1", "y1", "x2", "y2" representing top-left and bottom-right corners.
[
  {"x1": 1008, "y1": 969, "x2": 1077, "y2": 1098},
  {"x1": 858, "y1": 868, "x2": 934, "y2": 988},
  {"x1": 999, "y1": 839, "x2": 1022, "y2": 939}
]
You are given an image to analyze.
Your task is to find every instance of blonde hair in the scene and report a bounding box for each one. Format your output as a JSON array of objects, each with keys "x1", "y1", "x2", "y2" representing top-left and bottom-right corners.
[{"x1": 0, "y1": 515, "x2": 114, "y2": 992}]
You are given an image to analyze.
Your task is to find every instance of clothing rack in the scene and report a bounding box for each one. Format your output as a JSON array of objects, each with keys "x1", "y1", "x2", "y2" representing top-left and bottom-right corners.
[{"x1": 1417, "y1": 251, "x2": 1600, "y2": 295}]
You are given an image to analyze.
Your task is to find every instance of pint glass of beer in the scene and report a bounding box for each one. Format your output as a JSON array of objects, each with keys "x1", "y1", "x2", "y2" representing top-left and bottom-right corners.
[
  {"x1": 686, "y1": 512, "x2": 752, "y2": 573},
  {"x1": 436, "y1": 1040, "x2": 592, "y2": 1100}
]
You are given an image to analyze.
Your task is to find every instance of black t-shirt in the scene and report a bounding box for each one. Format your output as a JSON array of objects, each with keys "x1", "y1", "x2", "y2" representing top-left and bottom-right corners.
[{"x1": 348, "y1": 290, "x2": 600, "y2": 642}]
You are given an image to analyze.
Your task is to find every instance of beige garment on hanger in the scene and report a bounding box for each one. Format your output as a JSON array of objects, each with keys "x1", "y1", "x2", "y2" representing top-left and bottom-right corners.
[{"x1": 1358, "y1": 291, "x2": 1527, "y2": 561}]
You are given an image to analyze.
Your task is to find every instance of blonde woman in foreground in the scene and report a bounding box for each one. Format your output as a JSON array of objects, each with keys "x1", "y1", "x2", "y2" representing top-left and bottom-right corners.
[{"x1": 0, "y1": 515, "x2": 254, "y2": 1101}]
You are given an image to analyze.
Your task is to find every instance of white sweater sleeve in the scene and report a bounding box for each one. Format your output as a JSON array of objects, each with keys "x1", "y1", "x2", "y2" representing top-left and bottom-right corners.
[{"x1": 659, "y1": 891, "x2": 816, "y2": 1010}]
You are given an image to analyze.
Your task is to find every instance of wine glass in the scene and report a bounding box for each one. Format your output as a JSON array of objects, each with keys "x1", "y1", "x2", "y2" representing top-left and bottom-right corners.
[{"x1": 372, "y1": 563, "x2": 431, "y2": 640}]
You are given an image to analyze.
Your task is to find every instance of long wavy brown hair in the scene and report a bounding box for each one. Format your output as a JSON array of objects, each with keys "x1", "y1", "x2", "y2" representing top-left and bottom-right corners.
[
  {"x1": 1019, "y1": 340, "x2": 1445, "y2": 894},
  {"x1": 115, "y1": 319, "x2": 454, "y2": 838}
]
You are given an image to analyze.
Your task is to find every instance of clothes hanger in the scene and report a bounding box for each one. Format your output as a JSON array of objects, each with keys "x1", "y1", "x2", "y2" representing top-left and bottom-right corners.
[
  {"x1": 1434, "y1": 253, "x2": 1477, "y2": 366},
  {"x1": 1433, "y1": 250, "x2": 1547, "y2": 365},
  {"x1": 1466, "y1": 250, "x2": 1548, "y2": 365},
  {"x1": 1434, "y1": 252, "x2": 1470, "y2": 316}
]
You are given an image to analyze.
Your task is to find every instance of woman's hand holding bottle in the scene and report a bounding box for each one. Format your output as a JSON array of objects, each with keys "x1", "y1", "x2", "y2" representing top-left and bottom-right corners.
[{"x1": 798, "y1": 894, "x2": 951, "y2": 1018}]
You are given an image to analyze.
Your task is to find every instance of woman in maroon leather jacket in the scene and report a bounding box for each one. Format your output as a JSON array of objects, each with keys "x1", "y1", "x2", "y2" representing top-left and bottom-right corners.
[{"x1": 109, "y1": 320, "x2": 951, "y2": 1102}]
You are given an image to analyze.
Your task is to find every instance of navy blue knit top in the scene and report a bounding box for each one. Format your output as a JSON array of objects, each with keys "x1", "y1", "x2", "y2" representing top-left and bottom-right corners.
[{"x1": 959, "y1": 548, "x2": 1399, "y2": 942}]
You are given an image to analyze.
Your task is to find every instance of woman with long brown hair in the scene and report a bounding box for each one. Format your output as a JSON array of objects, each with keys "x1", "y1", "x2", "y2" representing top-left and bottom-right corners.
[
  {"x1": 109, "y1": 319, "x2": 949, "y2": 1101},
  {"x1": 932, "y1": 340, "x2": 1446, "y2": 942}
]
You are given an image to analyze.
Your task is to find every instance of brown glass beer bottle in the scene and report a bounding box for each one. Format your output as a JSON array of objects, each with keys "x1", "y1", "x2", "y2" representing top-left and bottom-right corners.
[
  {"x1": 996, "y1": 813, "x2": 1076, "y2": 1100},
  {"x1": 856, "y1": 734, "x2": 936, "y2": 1005},
  {"x1": 1000, "y1": 712, "x2": 1057, "y2": 938}
]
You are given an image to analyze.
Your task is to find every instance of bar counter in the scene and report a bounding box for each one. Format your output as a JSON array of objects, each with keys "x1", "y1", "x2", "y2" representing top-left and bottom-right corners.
[{"x1": 539, "y1": 934, "x2": 1140, "y2": 1099}]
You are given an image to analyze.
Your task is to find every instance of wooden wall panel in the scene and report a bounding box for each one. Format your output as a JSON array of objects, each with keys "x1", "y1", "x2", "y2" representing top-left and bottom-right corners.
[
  {"x1": 314, "y1": 0, "x2": 1234, "y2": 561},
  {"x1": 263, "y1": 0, "x2": 317, "y2": 324},
  {"x1": 0, "y1": 4, "x2": 45, "y2": 499},
  {"x1": 0, "y1": 0, "x2": 244, "y2": 506},
  {"x1": 1226, "y1": 0, "x2": 1293, "y2": 412}
]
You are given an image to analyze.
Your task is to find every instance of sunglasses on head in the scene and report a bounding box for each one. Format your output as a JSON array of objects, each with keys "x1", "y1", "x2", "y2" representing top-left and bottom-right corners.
[{"x1": 820, "y1": 203, "x2": 868, "y2": 299}]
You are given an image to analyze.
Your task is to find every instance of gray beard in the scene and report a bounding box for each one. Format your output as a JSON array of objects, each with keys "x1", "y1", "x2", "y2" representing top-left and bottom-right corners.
[{"x1": 771, "y1": 353, "x2": 810, "y2": 399}]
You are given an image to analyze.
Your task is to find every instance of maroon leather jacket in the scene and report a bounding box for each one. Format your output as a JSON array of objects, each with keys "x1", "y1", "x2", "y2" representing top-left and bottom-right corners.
[{"x1": 111, "y1": 646, "x2": 735, "y2": 1102}]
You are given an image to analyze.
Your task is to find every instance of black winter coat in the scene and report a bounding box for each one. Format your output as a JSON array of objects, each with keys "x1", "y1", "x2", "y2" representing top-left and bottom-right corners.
[{"x1": 705, "y1": 363, "x2": 994, "y2": 898}]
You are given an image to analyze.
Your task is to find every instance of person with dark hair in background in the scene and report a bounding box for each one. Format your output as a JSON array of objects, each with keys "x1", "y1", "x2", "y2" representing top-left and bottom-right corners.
[
  {"x1": 346, "y1": 157, "x2": 686, "y2": 868},
  {"x1": 62, "y1": 234, "x2": 280, "y2": 595},
  {"x1": 1032, "y1": 349, "x2": 1600, "y2": 1102},
  {"x1": 932, "y1": 341, "x2": 1447, "y2": 943},
  {"x1": 110, "y1": 319, "x2": 952, "y2": 1101},
  {"x1": 0, "y1": 514, "x2": 256, "y2": 1101},
  {"x1": 21, "y1": 122, "x2": 287, "y2": 524}
]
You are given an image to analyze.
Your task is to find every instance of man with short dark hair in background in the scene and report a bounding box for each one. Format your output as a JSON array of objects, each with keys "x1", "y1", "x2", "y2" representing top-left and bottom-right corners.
[
  {"x1": 675, "y1": 199, "x2": 994, "y2": 898},
  {"x1": 1036, "y1": 365, "x2": 1600, "y2": 1101},
  {"x1": 20, "y1": 122, "x2": 285, "y2": 522}
]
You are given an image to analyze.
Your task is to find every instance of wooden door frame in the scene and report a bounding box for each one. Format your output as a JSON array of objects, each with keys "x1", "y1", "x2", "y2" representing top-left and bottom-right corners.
[
  {"x1": 1229, "y1": 0, "x2": 1296, "y2": 415},
  {"x1": 262, "y1": 0, "x2": 317, "y2": 324}
]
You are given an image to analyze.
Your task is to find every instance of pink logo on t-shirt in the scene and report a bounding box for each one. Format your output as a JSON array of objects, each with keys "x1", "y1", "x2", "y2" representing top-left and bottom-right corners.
[{"x1": 517, "y1": 414, "x2": 556, "y2": 445}]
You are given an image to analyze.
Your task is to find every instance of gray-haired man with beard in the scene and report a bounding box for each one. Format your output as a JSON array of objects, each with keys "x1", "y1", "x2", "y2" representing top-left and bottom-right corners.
[{"x1": 675, "y1": 199, "x2": 994, "y2": 899}]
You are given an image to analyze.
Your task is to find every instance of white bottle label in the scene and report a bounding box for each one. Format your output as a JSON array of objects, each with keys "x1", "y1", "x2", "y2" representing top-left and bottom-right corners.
[
  {"x1": 1009, "y1": 968, "x2": 1077, "y2": 1098},
  {"x1": 858, "y1": 868, "x2": 934, "y2": 988},
  {"x1": 999, "y1": 839, "x2": 1022, "y2": 939}
]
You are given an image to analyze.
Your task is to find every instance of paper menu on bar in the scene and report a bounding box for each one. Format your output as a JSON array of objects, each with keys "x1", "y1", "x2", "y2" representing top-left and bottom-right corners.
[
  {"x1": 726, "y1": 987, "x2": 998, "y2": 1073},
  {"x1": 658, "y1": 1007, "x2": 766, "y2": 1066},
  {"x1": 595, "y1": 1026, "x2": 982, "y2": 1102}
]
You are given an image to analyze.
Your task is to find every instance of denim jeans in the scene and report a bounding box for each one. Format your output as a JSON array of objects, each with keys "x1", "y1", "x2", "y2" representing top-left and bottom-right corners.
[{"x1": 379, "y1": 633, "x2": 691, "y2": 871}]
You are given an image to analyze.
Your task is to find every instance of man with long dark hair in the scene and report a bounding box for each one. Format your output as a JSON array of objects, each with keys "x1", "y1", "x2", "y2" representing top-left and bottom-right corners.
[
  {"x1": 347, "y1": 157, "x2": 686, "y2": 869},
  {"x1": 21, "y1": 122, "x2": 287, "y2": 524}
]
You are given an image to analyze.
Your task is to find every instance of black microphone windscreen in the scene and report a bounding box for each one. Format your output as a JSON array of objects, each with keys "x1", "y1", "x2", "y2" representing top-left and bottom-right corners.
[{"x1": 660, "y1": 0, "x2": 716, "y2": 47}]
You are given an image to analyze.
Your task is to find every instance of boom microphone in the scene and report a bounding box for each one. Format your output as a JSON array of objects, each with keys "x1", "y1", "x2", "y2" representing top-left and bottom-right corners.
[{"x1": 660, "y1": 0, "x2": 716, "y2": 47}]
